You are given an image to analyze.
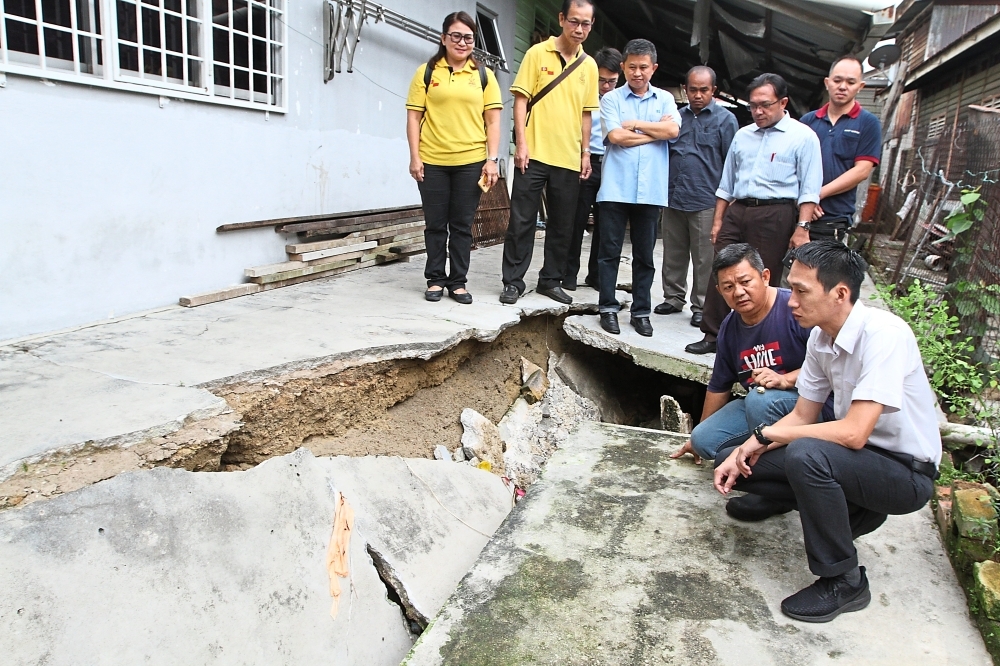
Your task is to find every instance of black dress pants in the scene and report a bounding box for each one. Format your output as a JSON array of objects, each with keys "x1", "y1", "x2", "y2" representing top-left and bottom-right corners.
[
  {"x1": 597, "y1": 202, "x2": 660, "y2": 318},
  {"x1": 699, "y1": 202, "x2": 797, "y2": 340},
  {"x1": 502, "y1": 160, "x2": 581, "y2": 293},
  {"x1": 715, "y1": 438, "x2": 933, "y2": 577},
  {"x1": 417, "y1": 161, "x2": 484, "y2": 289},
  {"x1": 565, "y1": 154, "x2": 603, "y2": 287}
]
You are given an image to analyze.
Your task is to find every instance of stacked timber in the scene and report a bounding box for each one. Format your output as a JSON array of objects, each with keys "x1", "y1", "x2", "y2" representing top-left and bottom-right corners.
[{"x1": 179, "y1": 206, "x2": 426, "y2": 307}]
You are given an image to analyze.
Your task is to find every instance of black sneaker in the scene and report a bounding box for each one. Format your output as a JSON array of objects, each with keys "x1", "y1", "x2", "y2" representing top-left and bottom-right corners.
[
  {"x1": 499, "y1": 285, "x2": 519, "y2": 304},
  {"x1": 781, "y1": 567, "x2": 871, "y2": 623},
  {"x1": 725, "y1": 494, "x2": 794, "y2": 521}
]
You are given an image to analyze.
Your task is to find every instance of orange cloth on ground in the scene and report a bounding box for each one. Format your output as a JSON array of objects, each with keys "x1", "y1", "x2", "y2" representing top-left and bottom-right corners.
[{"x1": 327, "y1": 493, "x2": 355, "y2": 619}]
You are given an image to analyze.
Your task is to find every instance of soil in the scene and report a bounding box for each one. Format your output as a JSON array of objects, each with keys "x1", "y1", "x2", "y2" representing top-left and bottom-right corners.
[{"x1": 217, "y1": 316, "x2": 572, "y2": 468}]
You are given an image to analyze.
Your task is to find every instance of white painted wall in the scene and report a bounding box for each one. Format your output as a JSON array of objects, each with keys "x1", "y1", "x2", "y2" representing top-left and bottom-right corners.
[{"x1": 0, "y1": 0, "x2": 515, "y2": 340}]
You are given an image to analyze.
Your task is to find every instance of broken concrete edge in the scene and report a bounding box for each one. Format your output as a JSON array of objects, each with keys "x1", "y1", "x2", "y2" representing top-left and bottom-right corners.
[
  {"x1": 0, "y1": 398, "x2": 232, "y2": 485},
  {"x1": 560, "y1": 318, "x2": 712, "y2": 385},
  {"x1": 193, "y1": 304, "x2": 593, "y2": 392},
  {"x1": 367, "y1": 543, "x2": 429, "y2": 629},
  {"x1": 0, "y1": 410, "x2": 243, "y2": 511}
]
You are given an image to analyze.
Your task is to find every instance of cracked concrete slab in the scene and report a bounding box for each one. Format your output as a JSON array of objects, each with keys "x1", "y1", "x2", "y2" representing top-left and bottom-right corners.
[
  {"x1": 0, "y1": 349, "x2": 227, "y2": 480},
  {"x1": 0, "y1": 239, "x2": 634, "y2": 488},
  {"x1": 404, "y1": 422, "x2": 989, "y2": 666},
  {"x1": 0, "y1": 448, "x2": 512, "y2": 666}
]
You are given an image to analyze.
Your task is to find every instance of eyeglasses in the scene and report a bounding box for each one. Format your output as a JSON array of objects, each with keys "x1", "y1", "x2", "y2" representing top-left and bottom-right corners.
[
  {"x1": 748, "y1": 99, "x2": 783, "y2": 111},
  {"x1": 446, "y1": 32, "x2": 475, "y2": 44},
  {"x1": 565, "y1": 18, "x2": 593, "y2": 29},
  {"x1": 598, "y1": 77, "x2": 618, "y2": 86}
]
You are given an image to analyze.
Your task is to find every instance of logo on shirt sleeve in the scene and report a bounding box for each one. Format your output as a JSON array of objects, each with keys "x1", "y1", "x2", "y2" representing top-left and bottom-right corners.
[{"x1": 739, "y1": 342, "x2": 784, "y2": 372}]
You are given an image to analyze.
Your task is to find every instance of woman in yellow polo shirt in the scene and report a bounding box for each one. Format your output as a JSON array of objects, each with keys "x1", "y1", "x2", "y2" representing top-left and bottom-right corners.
[{"x1": 406, "y1": 11, "x2": 503, "y2": 304}]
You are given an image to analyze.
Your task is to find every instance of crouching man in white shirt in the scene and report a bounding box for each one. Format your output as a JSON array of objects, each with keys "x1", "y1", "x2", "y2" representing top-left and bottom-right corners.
[{"x1": 714, "y1": 240, "x2": 940, "y2": 623}]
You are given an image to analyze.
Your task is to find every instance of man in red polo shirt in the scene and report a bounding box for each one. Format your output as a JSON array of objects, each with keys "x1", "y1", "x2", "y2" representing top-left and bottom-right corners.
[{"x1": 799, "y1": 56, "x2": 882, "y2": 241}]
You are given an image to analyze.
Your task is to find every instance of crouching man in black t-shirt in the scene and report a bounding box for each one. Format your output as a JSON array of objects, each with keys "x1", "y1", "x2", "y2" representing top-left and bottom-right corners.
[
  {"x1": 671, "y1": 243, "x2": 830, "y2": 485},
  {"x1": 714, "y1": 241, "x2": 941, "y2": 623}
]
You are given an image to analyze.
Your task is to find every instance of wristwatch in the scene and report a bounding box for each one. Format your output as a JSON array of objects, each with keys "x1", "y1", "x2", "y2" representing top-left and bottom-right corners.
[
  {"x1": 753, "y1": 423, "x2": 773, "y2": 447},
  {"x1": 796, "y1": 221, "x2": 811, "y2": 230},
  {"x1": 581, "y1": 150, "x2": 591, "y2": 155},
  {"x1": 487, "y1": 156, "x2": 499, "y2": 163}
]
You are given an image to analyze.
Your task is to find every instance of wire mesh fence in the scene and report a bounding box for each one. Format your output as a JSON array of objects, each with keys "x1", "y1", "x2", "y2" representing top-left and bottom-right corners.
[{"x1": 860, "y1": 105, "x2": 1000, "y2": 365}]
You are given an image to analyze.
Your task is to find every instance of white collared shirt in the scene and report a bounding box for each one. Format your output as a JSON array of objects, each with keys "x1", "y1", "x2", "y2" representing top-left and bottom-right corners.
[{"x1": 796, "y1": 300, "x2": 942, "y2": 464}]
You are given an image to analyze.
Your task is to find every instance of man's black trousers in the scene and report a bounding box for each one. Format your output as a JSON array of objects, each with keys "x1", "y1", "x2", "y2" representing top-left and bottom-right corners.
[
  {"x1": 715, "y1": 438, "x2": 933, "y2": 577},
  {"x1": 597, "y1": 202, "x2": 660, "y2": 318},
  {"x1": 502, "y1": 160, "x2": 581, "y2": 294},
  {"x1": 417, "y1": 161, "x2": 484, "y2": 289},
  {"x1": 565, "y1": 154, "x2": 603, "y2": 286}
]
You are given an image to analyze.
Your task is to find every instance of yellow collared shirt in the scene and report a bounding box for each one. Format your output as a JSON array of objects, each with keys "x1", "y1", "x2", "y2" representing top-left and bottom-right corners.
[
  {"x1": 510, "y1": 37, "x2": 599, "y2": 172},
  {"x1": 406, "y1": 58, "x2": 503, "y2": 167}
]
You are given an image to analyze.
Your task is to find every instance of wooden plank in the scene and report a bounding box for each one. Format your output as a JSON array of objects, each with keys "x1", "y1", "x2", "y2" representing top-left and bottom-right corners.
[
  {"x1": 245, "y1": 249, "x2": 369, "y2": 278},
  {"x1": 362, "y1": 221, "x2": 426, "y2": 241},
  {"x1": 285, "y1": 232, "x2": 362, "y2": 255},
  {"x1": 279, "y1": 209, "x2": 423, "y2": 234},
  {"x1": 389, "y1": 241, "x2": 427, "y2": 254},
  {"x1": 216, "y1": 205, "x2": 421, "y2": 233},
  {"x1": 178, "y1": 283, "x2": 262, "y2": 307},
  {"x1": 289, "y1": 240, "x2": 377, "y2": 262},
  {"x1": 300, "y1": 215, "x2": 424, "y2": 238},
  {"x1": 375, "y1": 253, "x2": 411, "y2": 264},
  {"x1": 376, "y1": 230, "x2": 425, "y2": 246},
  {"x1": 258, "y1": 260, "x2": 378, "y2": 290},
  {"x1": 249, "y1": 257, "x2": 361, "y2": 284}
]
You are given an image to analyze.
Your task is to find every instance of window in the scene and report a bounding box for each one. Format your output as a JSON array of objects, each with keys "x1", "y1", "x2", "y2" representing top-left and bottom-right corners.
[
  {"x1": 475, "y1": 6, "x2": 505, "y2": 72},
  {"x1": 0, "y1": 0, "x2": 285, "y2": 110},
  {"x1": 1, "y1": 0, "x2": 105, "y2": 75},
  {"x1": 927, "y1": 114, "x2": 947, "y2": 141}
]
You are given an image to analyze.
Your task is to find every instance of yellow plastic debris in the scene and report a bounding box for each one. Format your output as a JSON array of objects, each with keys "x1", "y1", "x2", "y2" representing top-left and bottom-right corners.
[{"x1": 477, "y1": 460, "x2": 492, "y2": 472}]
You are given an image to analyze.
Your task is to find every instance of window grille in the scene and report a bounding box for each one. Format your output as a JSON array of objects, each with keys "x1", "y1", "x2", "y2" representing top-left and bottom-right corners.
[
  {"x1": 0, "y1": 0, "x2": 285, "y2": 110},
  {"x1": 982, "y1": 95, "x2": 1000, "y2": 111}
]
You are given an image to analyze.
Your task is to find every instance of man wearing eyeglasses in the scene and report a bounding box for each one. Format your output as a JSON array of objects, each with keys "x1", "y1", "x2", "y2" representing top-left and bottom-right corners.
[
  {"x1": 686, "y1": 73, "x2": 822, "y2": 355},
  {"x1": 499, "y1": 0, "x2": 600, "y2": 306}
]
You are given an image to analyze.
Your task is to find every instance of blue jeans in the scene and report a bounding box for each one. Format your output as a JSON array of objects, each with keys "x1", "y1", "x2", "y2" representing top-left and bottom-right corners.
[{"x1": 690, "y1": 388, "x2": 800, "y2": 460}]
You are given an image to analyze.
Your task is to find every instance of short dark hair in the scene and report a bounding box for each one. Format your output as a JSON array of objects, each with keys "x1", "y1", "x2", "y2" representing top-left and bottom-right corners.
[
  {"x1": 828, "y1": 55, "x2": 863, "y2": 77},
  {"x1": 686, "y1": 65, "x2": 716, "y2": 87},
  {"x1": 790, "y1": 241, "x2": 868, "y2": 303},
  {"x1": 747, "y1": 73, "x2": 788, "y2": 100},
  {"x1": 561, "y1": 0, "x2": 595, "y2": 16},
  {"x1": 712, "y1": 243, "x2": 765, "y2": 278},
  {"x1": 623, "y1": 38, "x2": 657, "y2": 64},
  {"x1": 594, "y1": 46, "x2": 623, "y2": 74}
]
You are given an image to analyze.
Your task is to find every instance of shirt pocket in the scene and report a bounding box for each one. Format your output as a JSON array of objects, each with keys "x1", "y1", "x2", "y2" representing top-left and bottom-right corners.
[
  {"x1": 696, "y1": 127, "x2": 720, "y2": 148},
  {"x1": 834, "y1": 131, "x2": 861, "y2": 160},
  {"x1": 767, "y1": 154, "x2": 797, "y2": 183}
]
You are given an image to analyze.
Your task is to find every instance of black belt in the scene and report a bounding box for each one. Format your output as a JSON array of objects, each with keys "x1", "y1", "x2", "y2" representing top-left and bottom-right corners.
[
  {"x1": 590, "y1": 154, "x2": 603, "y2": 163},
  {"x1": 736, "y1": 198, "x2": 796, "y2": 207},
  {"x1": 868, "y1": 445, "x2": 939, "y2": 480}
]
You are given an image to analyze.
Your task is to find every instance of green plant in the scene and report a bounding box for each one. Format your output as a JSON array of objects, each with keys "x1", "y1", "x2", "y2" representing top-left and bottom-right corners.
[
  {"x1": 875, "y1": 280, "x2": 985, "y2": 418},
  {"x1": 941, "y1": 188, "x2": 985, "y2": 243}
]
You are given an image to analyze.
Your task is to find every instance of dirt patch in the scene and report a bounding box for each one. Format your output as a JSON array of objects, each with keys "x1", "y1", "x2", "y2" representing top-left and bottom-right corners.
[{"x1": 216, "y1": 316, "x2": 570, "y2": 469}]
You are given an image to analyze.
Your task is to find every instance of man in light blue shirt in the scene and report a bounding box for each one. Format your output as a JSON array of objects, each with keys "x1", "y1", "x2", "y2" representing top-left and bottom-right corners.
[
  {"x1": 595, "y1": 38, "x2": 681, "y2": 337},
  {"x1": 564, "y1": 47, "x2": 622, "y2": 291},
  {"x1": 687, "y1": 72, "x2": 823, "y2": 355}
]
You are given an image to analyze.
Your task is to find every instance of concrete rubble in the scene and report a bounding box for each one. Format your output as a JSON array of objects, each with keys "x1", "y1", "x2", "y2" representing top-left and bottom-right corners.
[
  {"x1": 0, "y1": 448, "x2": 512, "y2": 665},
  {"x1": 404, "y1": 422, "x2": 990, "y2": 666}
]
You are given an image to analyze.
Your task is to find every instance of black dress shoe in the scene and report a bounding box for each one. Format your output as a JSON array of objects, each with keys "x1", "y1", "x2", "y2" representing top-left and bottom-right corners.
[
  {"x1": 447, "y1": 287, "x2": 473, "y2": 304},
  {"x1": 690, "y1": 311, "x2": 703, "y2": 327},
  {"x1": 725, "y1": 494, "x2": 794, "y2": 521},
  {"x1": 600, "y1": 313, "x2": 620, "y2": 334},
  {"x1": 653, "y1": 301, "x2": 682, "y2": 315},
  {"x1": 781, "y1": 567, "x2": 871, "y2": 623},
  {"x1": 562, "y1": 280, "x2": 578, "y2": 291},
  {"x1": 537, "y1": 285, "x2": 573, "y2": 304},
  {"x1": 499, "y1": 284, "x2": 520, "y2": 304},
  {"x1": 630, "y1": 316, "x2": 653, "y2": 337},
  {"x1": 685, "y1": 338, "x2": 717, "y2": 354},
  {"x1": 425, "y1": 288, "x2": 443, "y2": 302}
]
